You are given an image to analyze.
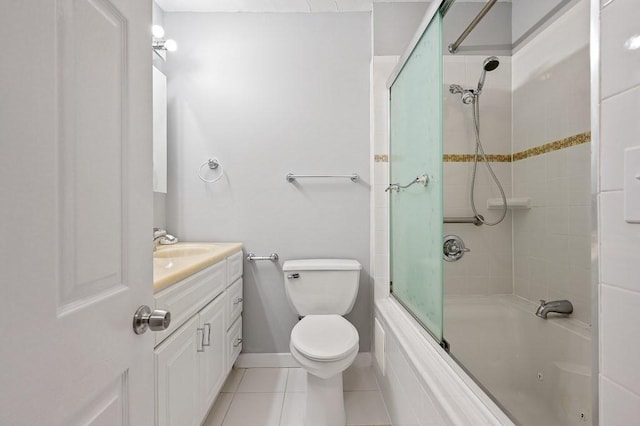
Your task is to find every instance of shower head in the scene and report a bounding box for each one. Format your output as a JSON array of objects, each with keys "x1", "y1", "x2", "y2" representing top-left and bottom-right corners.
[
  {"x1": 483, "y1": 56, "x2": 500, "y2": 72},
  {"x1": 477, "y1": 56, "x2": 500, "y2": 94}
]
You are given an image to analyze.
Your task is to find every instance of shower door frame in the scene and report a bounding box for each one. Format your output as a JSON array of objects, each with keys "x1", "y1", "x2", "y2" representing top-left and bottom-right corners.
[
  {"x1": 589, "y1": 0, "x2": 600, "y2": 423},
  {"x1": 386, "y1": 2, "x2": 445, "y2": 346},
  {"x1": 384, "y1": 0, "x2": 601, "y2": 424}
]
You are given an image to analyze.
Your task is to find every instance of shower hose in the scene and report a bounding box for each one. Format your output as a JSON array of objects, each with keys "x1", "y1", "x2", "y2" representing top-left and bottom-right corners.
[{"x1": 470, "y1": 94, "x2": 507, "y2": 226}]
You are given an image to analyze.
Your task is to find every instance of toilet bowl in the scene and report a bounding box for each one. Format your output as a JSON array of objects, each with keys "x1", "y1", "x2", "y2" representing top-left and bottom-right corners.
[
  {"x1": 290, "y1": 315, "x2": 359, "y2": 426},
  {"x1": 282, "y1": 259, "x2": 362, "y2": 426}
]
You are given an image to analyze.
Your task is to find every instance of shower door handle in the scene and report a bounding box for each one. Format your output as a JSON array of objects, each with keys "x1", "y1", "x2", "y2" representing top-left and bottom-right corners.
[{"x1": 385, "y1": 174, "x2": 429, "y2": 193}]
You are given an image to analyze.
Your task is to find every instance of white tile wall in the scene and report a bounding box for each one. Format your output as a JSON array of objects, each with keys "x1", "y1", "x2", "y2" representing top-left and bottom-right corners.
[
  {"x1": 443, "y1": 55, "x2": 513, "y2": 297},
  {"x1": 600, "y1": 84, "x2": 640, "y2": 191},
  {"x1": 444, "y1": 56, "x2": 512, "y2": 155},
  {"x1": 372, "y1": 56, "x2": 398, "y2": 300},
  {"x1": 511, "y1": 0, "x2": 592, "y2": 324},
  {"x1": 598, "y1": 0, "x2": 640, "y2": 422},
  {"x1": 512, "y1": 144, "x2": 592, "y2": 323},
  {"x1": 600, "y1": 0, "x2": 640, "y2": 99},
  {"x1": 512, "y1": 0, "x2": 591, "y2": 152}
]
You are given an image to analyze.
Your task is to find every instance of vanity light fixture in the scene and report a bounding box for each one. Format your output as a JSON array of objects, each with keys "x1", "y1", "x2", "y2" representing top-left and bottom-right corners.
[
  {"x1": 152, "y1": 25, "x2": 177, "y2": 55},
  {"x1": 153, "y1": 39, "x2": 178, "y2": 52},
  {"x1": 151, "y1": 25, "x2": 165, "y2": 38}
]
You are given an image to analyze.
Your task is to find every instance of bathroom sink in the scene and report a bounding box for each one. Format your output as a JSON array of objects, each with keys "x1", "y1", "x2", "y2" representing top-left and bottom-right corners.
[
  {"x1": 153, "y1": 242, "x2": 243, "y2": 293},
  {"x1": 153, "y1": 245, "x2": 215, "y2": 259}
]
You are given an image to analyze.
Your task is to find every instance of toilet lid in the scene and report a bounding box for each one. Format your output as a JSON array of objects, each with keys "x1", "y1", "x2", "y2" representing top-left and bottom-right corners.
[{"x1": 291, "y1": 315, "x2": 359, "y2": 362}]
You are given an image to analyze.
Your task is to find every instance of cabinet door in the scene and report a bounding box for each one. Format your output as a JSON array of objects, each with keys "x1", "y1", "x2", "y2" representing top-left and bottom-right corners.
[
  {"x1": 155, "y1": 316, "x2": 200, "y2": 426},
  {"x1": 198, "y1": 294, "x2": 228, "y2": 416}
]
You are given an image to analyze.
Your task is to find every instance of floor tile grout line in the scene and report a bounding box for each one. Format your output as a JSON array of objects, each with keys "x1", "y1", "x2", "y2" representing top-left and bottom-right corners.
[
  {"x1": 278, "y1": 369, "x2": 290, "y2": 425},
  {"x1": 217, "y1": 393, "x2": 233, "y2": 426},
  {"x1": 219, "y1": 368, "x2": 244, "y2": 426},
  {"x1": 368, "y1": 365, "x2": 392, "y2": 424}
]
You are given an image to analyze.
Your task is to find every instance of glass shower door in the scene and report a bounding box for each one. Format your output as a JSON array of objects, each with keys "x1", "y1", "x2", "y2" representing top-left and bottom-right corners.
[{"x1": 389, "y1": 13, "x2": 444, "y2": 341}]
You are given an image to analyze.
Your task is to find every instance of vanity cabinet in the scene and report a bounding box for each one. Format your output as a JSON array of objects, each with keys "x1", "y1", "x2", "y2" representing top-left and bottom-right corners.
[
  {"x1": 155, "y1": 316, "x2": 200, "y2": 426},
  {"x1": 154, "y1": 252, "x2": 243, "y2": 426},
  {"x1": 198, "y1": 295, "x2": 227, "y2": 416}
]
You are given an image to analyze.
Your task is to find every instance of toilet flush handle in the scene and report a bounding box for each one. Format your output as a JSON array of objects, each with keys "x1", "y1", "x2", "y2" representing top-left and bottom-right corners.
[{"x1": 287, "y1": 273, "x2": 300, "y2": 279}]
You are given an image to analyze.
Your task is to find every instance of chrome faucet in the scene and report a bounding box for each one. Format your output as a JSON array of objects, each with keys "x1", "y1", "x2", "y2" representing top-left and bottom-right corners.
[
  {"x1": 153, "y1": 228, "x2": 178, "y2": 250},
  {"x1": 535, "y1": 300, "x2": 573, "y2": 319}
]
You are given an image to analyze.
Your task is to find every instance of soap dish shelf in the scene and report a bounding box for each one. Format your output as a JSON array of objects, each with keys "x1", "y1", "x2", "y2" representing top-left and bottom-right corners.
[{"x1": 487, "y1": 197, "x2": 531, "y2": 210}]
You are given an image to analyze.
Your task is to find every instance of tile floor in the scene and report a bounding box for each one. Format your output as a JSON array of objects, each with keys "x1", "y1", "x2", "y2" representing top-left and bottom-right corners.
[{"x1": 202, "y1": 366, "x2": 392, "y2": 426}]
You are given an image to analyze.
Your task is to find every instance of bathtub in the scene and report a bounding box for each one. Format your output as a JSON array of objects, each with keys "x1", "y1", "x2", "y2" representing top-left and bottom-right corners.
[{"x1": 444, "y1": 295, "x2": 592, "y2": 426}]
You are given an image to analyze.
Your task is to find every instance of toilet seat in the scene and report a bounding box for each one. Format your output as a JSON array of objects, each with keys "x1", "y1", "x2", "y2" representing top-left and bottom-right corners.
[{"x1": 291, "y1": 315, "x2": 359, "y2": 362}]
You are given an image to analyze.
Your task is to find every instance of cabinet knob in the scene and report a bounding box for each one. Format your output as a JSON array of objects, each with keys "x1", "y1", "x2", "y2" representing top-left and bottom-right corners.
[
  {"x1": 234, "y1": 338, "x2": 243, "y2": 347},
  {"x1": 133, "y1": 305, "x2": 171, "y2": 334},
  {"x1": 234, "y1": 297, "x2": 243, "y2": 305}
]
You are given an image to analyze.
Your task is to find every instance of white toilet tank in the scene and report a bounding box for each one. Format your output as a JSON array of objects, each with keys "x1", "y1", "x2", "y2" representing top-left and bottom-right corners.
[{"x1": 282, "y1": 259, "x2": 362, "y2": 316}]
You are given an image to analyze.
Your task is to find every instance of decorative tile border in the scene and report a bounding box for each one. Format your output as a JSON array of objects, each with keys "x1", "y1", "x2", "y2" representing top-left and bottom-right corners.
[
  {"x1": 443, "y1": 153, "x2": 511, "y2": 163},
  {"x1": 442, "y1": 132, "x2": 591, "y2": 163},
  {"x1": 511, "y1": 132, "x2": 590, "y2": 161},
  {"x1": 374, "y1": 154, "x2": 389, "y2": 163}
]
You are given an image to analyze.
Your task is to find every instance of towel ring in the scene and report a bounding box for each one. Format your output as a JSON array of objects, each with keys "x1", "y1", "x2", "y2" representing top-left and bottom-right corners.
[{"x1": 198, "y1": 158, "x2": 225, "y2": 183}]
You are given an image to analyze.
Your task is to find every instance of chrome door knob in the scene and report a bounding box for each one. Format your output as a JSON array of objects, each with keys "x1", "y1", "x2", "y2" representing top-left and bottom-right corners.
[{"x1": 133, "y1": 305, "x2": 171, "y2": 334}]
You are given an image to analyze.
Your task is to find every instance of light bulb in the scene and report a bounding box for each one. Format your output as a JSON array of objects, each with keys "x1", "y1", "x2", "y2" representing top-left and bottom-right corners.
[
  {"x1": 164, "y1": 39, "x2": 178, "y2": 52},
  {"x1": 152, "y1": 25, "x2": 165, "y2": 38},
  {"x1": 625, "y1": 34, "x2": 640, "y2": 51}
]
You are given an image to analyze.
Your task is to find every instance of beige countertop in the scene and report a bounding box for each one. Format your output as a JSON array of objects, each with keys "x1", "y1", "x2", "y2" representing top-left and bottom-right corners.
[{"x1": 153, "y1": 242, "x2": 243, "y2": 293}]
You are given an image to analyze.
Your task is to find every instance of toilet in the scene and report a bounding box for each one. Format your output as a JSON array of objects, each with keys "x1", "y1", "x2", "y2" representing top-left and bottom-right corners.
[{"x1": 283, "y1": 259, "x2": 362, "y2": 426}]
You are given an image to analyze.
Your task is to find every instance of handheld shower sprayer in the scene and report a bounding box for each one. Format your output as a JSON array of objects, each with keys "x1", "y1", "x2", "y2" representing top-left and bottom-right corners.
[
  {"x1": 448, "y1": 57, "x2": 499, "y2": 105},
  {"x1": 476, "y1": 56, "x2": 500, "y2": 95}
]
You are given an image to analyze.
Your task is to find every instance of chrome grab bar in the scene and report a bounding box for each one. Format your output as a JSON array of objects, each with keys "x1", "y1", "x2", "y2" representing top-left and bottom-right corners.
[
  {"x1": 246, "y1": 252, "x2": 279, "y2": 262},
  {"x1": 385, "y1": 174, "x2": 429, "y2": 192},
  {"x1": 286, "y1": 173, "x2": 359, "y2": 183},
  {"x1": 444, "y1": 216, "x2": 483, "y2": 226}
]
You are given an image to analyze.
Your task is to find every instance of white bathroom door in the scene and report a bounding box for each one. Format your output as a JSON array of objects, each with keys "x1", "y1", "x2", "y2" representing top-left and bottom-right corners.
[{"x1": 0, "y1": 1, "x2": 154, "y2": 425}]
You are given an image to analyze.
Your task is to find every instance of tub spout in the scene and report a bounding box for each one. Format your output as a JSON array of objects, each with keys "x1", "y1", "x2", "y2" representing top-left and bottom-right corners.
[{"x1": 535, "y1": 300, "x2": 573, "y2": 319}]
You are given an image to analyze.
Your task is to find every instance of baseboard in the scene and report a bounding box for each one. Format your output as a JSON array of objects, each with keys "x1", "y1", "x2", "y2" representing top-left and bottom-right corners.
[{"x1": 235, "y1": 352, "x2": 372, "y2": 369}]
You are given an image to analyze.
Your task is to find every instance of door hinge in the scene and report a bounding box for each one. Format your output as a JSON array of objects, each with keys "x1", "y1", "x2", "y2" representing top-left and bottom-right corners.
[{"x1": 389, "y1": 280, "x2": 393, "y2": 293}]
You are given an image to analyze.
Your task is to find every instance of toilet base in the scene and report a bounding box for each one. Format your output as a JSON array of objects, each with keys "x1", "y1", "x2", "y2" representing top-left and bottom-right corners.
[{"x1": 305, "y1": 372, "x2": 345, "y2": 426}]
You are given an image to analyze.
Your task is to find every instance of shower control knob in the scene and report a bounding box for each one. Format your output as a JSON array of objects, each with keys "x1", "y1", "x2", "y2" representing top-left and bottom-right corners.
[
  {"x1": 443, "y1": 235, "x2": 470, "y2": 262},
  {"x1": 133, "y1": 305, "x2": 171, "y2": 334}
]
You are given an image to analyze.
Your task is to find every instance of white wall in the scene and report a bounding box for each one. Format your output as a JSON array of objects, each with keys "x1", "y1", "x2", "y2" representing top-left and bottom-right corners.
[
  {"x1": 373, "y1": 2, "x2": 429, "y2": 56},
  {"x1": 598, "y1": 0, "x2": 640, "y2": 421},
  {"x1": 164, "y1": 12, "x2": 372, "y2": 353},
  {"x1": 512, "y1": 0, "x2": 581, "y2": 45}
]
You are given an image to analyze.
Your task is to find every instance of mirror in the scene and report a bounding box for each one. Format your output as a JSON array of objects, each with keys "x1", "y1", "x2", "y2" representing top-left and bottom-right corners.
[{"x1": 153, "y1": 65, "x2": 167, "y2": 193}]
